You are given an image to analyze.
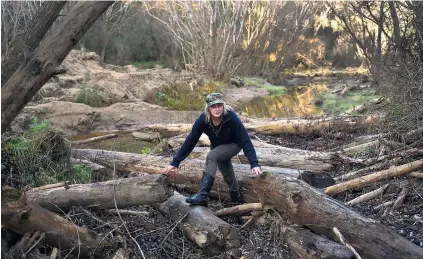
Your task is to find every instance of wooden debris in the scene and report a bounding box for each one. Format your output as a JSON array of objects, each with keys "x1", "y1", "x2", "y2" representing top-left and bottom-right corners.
[
  {"x1": 155, "y1": 192, "x2": 240, "y2": 250},
  {"x1": 70, "y1": 133, "x2": 118, "y2": 145},
  {"x1": 346, "y1": 184, "x2": 389, "y2": 206},
  {"x1": 283, "y1": 226, "x2": 355, "y2": 259},
  {"x1": 333, "y1": 227, "x2": 362, "y2": 259},
  {"x1": 1, "y1": 186, "x2": 107, "y2": 257},
  {"x1": 214, "y1": 203, "x2": 263, "y2": 217},
  {"x1": 324, "y1": 160, "x2": 423, "y2": 195},
  {"x1": 131, "y1": 131, "x2": 160, "y2": 142},
  {"x1": 50, "y1": 248, "x2": 59, "y2": 259},
  {"x1": 374, "y1": 201, "x2": 394, "y2": 210},
  {"x1": 391, "y1": 186, "x2": 408, "y2": 211},
  {"x1": 251, "y1": 172, "x2": 423, "y2": 259},
  {"x1": 340, "y1": 140, "x2": 379, "y2": 155},
  {"x1": 112, "y1": 248, "x2": 129, "y2": 259},
  {"x1": 410, "y1": 171, "x2": 423, "y2": 178},
  {"x1": 109, "y1": 209, "x2": 149, "y2": 216},
  {"x1": 24, "y1": 174, "x2": 173, "y2": 212}
]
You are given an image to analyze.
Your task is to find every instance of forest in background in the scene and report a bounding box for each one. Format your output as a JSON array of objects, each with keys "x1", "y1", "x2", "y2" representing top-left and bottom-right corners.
[{"x1": 2, "y1": 0, "x2": 422, "y2": 134}]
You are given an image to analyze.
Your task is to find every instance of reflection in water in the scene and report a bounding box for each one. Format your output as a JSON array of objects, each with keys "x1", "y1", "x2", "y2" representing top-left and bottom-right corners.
[
  {"x1": 67, "y1": 132, "x2": 152, "y2": 153},
  {"x1": 241, "y1": 86, "x2": 324, "y2": 118}
]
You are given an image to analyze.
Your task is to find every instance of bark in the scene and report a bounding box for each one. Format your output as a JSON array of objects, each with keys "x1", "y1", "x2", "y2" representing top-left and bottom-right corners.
[
  {"x1": 1, "y1": 1, "x2": 114, "y2": 133},
  {"x1": 1, "y1": 186, "x2": 107, "y2": 257},
  {"x1": 324, "y1": 160, "x2": 423, "y2": 194},
  {"x1": 282, "y1": 226, "x2": 355, "y2": 259},
  {"x1": 72, "y1": 150, "x2": 423, "y2": 258},
  {"x1": 1, "y1": 1, "x2": 66, "y2": 85},
  {"x1": 155, "y1": 192, "x2": 240, "y2": 251},
  {"x1": 24, "y1": 174, "x2": 173, "y2": 212},
  {"x1": 252, "y1": 172, "x2": 423, "y2": 259},
  {"x1": 71, "y1": 134, "x2": 118, "y2": 145},
  {"x1": 193, "y1": 146, "x2": 335, "y2": 172}
]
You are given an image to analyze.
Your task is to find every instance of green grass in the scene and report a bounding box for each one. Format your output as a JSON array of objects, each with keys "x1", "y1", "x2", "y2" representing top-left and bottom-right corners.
[
  {"x1": 243, "y1": 77, "x2": 287, "y2": 96},
  {"x1": 321, "y1": 89, "x2": 380, "y2": 114},
  {"x1": 132, "y1": 61, "x2": 161, "y2": 69}
]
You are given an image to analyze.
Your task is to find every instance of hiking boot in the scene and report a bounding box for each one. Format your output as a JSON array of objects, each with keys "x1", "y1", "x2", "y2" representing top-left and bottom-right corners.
[{"x1": 186, "y1": 172, "x2": 215, "y2": 206}]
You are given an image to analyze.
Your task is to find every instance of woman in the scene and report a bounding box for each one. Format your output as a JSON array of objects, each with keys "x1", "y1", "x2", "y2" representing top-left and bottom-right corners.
[{"x1": 164, "y1": 92, "x2": 262, "y2": 206}]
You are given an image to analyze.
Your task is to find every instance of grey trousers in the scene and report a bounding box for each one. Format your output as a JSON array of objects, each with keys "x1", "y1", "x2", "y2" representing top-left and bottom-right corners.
[{"x1": 205, "y1": 143, "x2": 241, "y2": 191}]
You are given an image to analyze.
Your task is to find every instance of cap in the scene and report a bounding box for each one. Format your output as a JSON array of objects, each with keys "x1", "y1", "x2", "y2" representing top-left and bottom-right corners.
[{"x1": 206, "y1": 93, "x2": 224, "y2": 107}]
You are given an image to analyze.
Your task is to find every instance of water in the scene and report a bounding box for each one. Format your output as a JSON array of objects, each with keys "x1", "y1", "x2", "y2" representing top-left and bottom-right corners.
[{"x1": 67, "y1": 131, "x2": 153, "y2": 153}]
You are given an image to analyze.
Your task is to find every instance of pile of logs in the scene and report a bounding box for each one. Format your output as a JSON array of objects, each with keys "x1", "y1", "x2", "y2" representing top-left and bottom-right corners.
[{"x1": 2, "y1": 119, "x2": 422, "y2": 258}]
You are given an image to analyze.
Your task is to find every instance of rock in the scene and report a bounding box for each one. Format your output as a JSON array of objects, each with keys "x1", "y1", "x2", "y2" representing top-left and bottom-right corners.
[{"x1": 132, "y1": 131, "x2": 161, "y2": 142}]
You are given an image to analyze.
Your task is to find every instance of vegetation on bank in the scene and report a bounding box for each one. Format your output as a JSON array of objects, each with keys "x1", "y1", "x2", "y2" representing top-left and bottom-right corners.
[{"x1": 1, "y1": 118, "x2": 91, "y2": 189}]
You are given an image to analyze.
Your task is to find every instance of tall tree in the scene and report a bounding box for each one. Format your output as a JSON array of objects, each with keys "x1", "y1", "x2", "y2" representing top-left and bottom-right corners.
[
  {"x1": 1, "y1": 1, "x2": 114, "y2": 133},
  {"x1": 1, "y1": 1, "x2": 66, "y2": 86}
]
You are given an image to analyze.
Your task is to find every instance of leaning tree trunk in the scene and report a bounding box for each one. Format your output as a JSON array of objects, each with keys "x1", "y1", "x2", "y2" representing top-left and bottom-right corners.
[
  {"x1": 1, "y1": 1, "x2": 67, "y2": 86},
  {"x1": 2, "y1": 186, "x2": 107, "y2": 257},
  {"x1": 73, "y1": 149, "x2": 423, "y2": 259},
  {"x1": 1, "y1": 1, "x2": 114, "y2": 133},
  {"x1": 24, "y1": 174, "x2": 173, "y2": 212}
]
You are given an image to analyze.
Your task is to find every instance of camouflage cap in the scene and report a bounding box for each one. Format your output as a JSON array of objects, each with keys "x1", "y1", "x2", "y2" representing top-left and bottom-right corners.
[{"x1": 206, "y1": 93, "x2": 224, "y2": 107}]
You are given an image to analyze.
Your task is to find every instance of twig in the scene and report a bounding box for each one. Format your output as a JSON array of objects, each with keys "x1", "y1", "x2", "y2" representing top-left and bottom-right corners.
[
  {"x1": 332, "y1": 227, "x2": 362, "y2": 259},
  {"x1": 109, "y1": 209, "x2": 149, "y2": 216},
  {"x1": 23, "y1": 232, "x2": 45, "y2": 256},
  {"x1": 50, "y1": 247, "x2": 59, "y2": 259},
  {"x1": 240, "y1": 217, "x2": 255, "y2": 230}
]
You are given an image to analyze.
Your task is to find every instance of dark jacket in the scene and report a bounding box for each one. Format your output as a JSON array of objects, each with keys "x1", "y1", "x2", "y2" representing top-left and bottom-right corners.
[{"x1": 170, "y1": 110, "x2": 259, "y2": 168}]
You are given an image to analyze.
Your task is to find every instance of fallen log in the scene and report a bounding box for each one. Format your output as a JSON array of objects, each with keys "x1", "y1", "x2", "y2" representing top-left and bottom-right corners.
[
  {"x1": 1, "y1": 186, "x2": 107, "y2": 257},
  {"x1": 73, "y1": 150, "x2": 423, "y2": 258},
  {"x1": 70, "y1": 134, "x2": 118, "y2": 145},
  {"x1": 252, "y1": 172, "x2": 423, "y2": 259},
  {"x1": 282, "y1": 226, "x2": 355, "y2": 259},
  {"x1": 73, "y1": 149, "x2": 335, "y2": 191},
  {"x1": 24, "y1": 174, "x2": 173, "y2": 212},
  {"x1": 131, "y1": 131, "x2": 160, "y2": 142},
  {"x1": 155, "y1": 192, "x2": 240, "y2": 252},
  {"x1": 410, "y1": 171, "x2": 423, "y2": 178},
  {"x1": 193, "y1": 147, "x2": 334, "y2": 172},
  {"x1": 324, "y1": 160, "x2": 423, "y2": 195}
]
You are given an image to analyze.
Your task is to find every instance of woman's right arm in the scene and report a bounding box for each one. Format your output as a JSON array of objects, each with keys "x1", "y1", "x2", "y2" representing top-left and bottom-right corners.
[{"x1": 170, "y1": 114, "x2": 204, "y2": 168}]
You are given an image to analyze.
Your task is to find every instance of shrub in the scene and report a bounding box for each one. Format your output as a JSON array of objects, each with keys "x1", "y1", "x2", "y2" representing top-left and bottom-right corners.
[{"x1": 75, "y1": 88, "x2": 106, "y2": 107}]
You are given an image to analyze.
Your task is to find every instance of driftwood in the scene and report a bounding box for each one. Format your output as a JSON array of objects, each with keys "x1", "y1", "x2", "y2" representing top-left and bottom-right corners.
[
  {"x1": 1, "y1": 186, "x2": 107, "y2": 257},
  {"x1": 73, "y1": 149, "x2": 423, "y2": 259},
  {"x1": 70, "y1": 134, "x2": 118, "y2": 145},
  {"x1": 131, "y1": 131, "x2": 160, "y2": 142},
  {"x1": 214, "y1": 203, "x2": 263, "y2": 217},
  {"x1": 410, "y1": 171, "x2": 423, "y2": 178},
  {"x1": 282, "y1": 226, "x2": 355, "y2": 259},
  {"x1": 155, "y1": 192, "x2": 240, "y2": 251},
  {"x1": 24, "y1": 174, "x2": 173, "y2": 212},
  {"x1": 325, "y1": 160, "x2": 423, "y2": 195},
  {"x1": 340, "y1": 140, "x2": 379, "y2": 155},
  {"x1": 252, "y1": 172, "x2": 423, "y2": 259},
  {"x1": 345, "y1": 184, "x2": 389, "y2": 206}
]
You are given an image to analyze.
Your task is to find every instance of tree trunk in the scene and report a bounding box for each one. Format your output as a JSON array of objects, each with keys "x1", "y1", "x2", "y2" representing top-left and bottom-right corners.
[
  {"x1": 193, "y1": 146, "x2": 334, "y2": 172},
  {"x1": 1, "y1": 1, "x2": 114, "y2": 133},
  {"x1": 155, "y1": 192, "x2": 240, "y2": 252},
  {"x1": 2, "y1": 186, "x2": 107, "y2": 257},
  {"x1": 24, "y1": 174, "x2": 173, "y2": 212},
  {"x1": 1, "y1": 1, "x2": 66, "y2": 86},
  {"x1": 252, "y1": 172, "x2": 423, "y2": 259}
]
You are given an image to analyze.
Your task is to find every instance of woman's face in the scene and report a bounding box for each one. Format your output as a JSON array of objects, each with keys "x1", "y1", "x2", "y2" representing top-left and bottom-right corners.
[{"x1": 209, "y1": 103, "x2": 223, "y2": 118}]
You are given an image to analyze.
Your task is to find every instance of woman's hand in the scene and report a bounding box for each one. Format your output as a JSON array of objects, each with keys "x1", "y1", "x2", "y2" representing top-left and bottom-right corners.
[
  {"x1": 164, "y1": 165, "x2": 178, "y2": 176},
  {"x1": 251, "y1": 167, "x2": 262, "y2": 176}
]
